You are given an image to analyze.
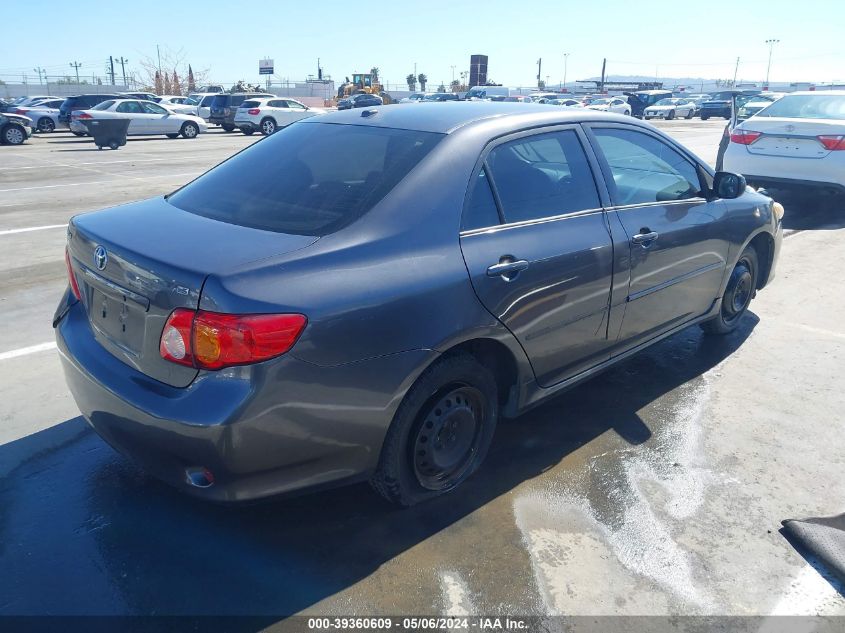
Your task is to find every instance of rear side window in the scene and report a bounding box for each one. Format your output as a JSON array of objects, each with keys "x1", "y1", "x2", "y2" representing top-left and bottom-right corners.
[
  {"x1": 462, "y1": 167, "x2": 500, "y2": 231},
  {"x1": 485, "y1": 130, "x2": 600, "y2": 223},
  {"x1": 92, "y1": 100, "x2": 115, "y2": 111},
  {"x1": 592, "y1": 128, "x2": 702, "y2": 205},
  {"x1": 168, "y1": 123, "x2": 443, "y2": 235},
  {"x1": 241, "y1": 100, "x2": 261, "y2": 108}
]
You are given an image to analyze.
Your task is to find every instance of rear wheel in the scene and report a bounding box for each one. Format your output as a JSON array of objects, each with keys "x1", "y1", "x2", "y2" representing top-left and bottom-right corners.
[
  {"x1": 180, "y1": 122, "x2": 199, "y2": 139},
  {"x1": 371, "y1": 354, "x2": 498, "y2": 506},
  {"x1": 37, "y1": 117, "x2": 55, "y2": 133},
  {"x1": 71, "y1": 130, "x2": 86, "y2": 137},
  {"x1": 701, "y1": 245, "x2": 758, "y2": 334},
  {"x1": 1, "y1": 124, "x2": 26, "y2": 145},
  {"x1": 221, "y1": 124, "x2": 235, "y2": 132},
  {"x1": 701, "y1": 114, "x2": 710, "y2": 121},
  {"x1": 240, "y1": 127, "x2": 255, "y2": 136},
  {"x1": 260, "y1": 117, "x2": 277, "y2": 135}
]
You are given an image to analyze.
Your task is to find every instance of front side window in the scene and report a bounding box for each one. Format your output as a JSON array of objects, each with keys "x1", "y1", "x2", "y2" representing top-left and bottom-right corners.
[
  {"x1": 142, "y1": 102, "x2": 168, "y2": 115},
  {"x1": 485, "y1": 130, "x2": 600, "y2": 224},
  {"x1": 592, "y1": 128, "x2": 702, "y2": 206},
  {"x1": 168, "y1": 123, "x2": 443, "y2": 235}
]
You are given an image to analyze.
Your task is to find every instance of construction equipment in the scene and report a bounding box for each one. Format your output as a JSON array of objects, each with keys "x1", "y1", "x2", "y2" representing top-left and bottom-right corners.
[{"x1": 337, "y1": 71, "x2": 393, "y2": 104}]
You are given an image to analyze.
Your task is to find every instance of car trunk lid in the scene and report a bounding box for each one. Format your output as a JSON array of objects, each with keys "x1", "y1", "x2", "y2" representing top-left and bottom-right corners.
[
  {"x1": 67, "y1": 197, "x2": 319, "y2": 387},
  {"x1": 742, "y1": 117, "x2": 843, "y2": 159}
]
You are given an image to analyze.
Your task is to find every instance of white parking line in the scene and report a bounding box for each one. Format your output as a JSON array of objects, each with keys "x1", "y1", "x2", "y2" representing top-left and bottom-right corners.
[
  {"x1": 0, "y1": 172, "x2": 202, "y2": 194},
  {"x1": 0, "y1": 342, "x2": 56, "y2": 361},
  {"x1": 0, "y1": 224, "x2": 68, "y2": 236}
]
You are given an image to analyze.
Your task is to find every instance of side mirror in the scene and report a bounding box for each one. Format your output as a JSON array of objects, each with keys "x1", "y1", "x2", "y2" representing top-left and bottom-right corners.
[{"x1": 713, "y1": 171, "x2": 747, "y2": 199}]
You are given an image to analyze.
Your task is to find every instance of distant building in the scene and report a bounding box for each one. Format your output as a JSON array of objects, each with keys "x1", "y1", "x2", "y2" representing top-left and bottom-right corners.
[{"x1": 469, "y1": 55, "x2": 488, "y2": 87}]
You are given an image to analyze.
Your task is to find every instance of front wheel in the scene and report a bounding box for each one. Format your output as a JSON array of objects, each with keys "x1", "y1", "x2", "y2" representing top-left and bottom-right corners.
[
  {"x1": 371, "y1": 354, "x2": 498, "y2": 506},
  {"x1": 1, "y1": 124, "x2": 26, "y2": 145},
  {"x1": 666, "y1": 110, "x2": 676, "y2": 120},
  {"x1": 685, "y1": 108, "x2": 695, "y2": 119},
  {"x1": 701, "y1": 246, "x2": 759, "y2": 334},
  {"x1": 180, "y1": 122, "x2": 199, "y2": 139}
]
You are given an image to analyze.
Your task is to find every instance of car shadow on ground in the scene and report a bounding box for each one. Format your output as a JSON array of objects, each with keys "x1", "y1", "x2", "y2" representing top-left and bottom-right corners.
[
  {"x1": 0, "y1": 316, "x2": 757, "y2": 620},
  {"x1": 773, "y1": 190, "x2": 845, "y2": 232}
]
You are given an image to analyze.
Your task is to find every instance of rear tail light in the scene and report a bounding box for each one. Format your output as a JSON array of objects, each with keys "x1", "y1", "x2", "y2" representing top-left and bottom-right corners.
[
  {"x1": 730, "y1": 130, "x2": 762, "y2": 145},
  {"x1": 817, "y1": 135, "x2": 845, "y2": 151},
  {"x1": 73, "y1": 112, "x2": 92, "y2": 120},
  {"x1": 65, "y1": 248, "x2": 81, "y2": 300},
  {"x1": 14, "y1": 108, "x2": 28, "y2": 115},
  {"x1": 247, "y1": 108, "x2": 260, "y2": 115},
  {"x1": 160, "y1": 309, "x2": 307, "y2": 370}
]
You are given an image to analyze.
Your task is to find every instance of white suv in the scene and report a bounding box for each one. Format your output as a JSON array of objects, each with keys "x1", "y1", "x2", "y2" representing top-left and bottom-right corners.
[{"x1": 233, "y1": 98, "x2": 325, "y2": 135}]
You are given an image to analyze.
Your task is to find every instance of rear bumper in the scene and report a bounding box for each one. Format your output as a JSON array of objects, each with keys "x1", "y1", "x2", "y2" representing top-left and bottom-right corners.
[
  {"x1": 724, "y1": 145, "x2": 845, "y2": 193},
  {"x1": 56, "y1": 299, "x2": 436, "y2": 502},
  {"x1": 701, "y1": 107, "x2": 730, "y2": 118}
]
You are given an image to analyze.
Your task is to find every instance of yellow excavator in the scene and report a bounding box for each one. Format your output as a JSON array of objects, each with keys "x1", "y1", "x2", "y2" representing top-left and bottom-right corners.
[{"x1": 337, "y1": 71, "x2": 393, "y2": 104}]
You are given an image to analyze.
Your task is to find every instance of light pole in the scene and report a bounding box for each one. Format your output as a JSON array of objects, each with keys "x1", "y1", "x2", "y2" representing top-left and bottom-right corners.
[
  {"x1": 562, "y1": 53, "x2": 570, "y2": 91},
  {"x1": 765, "y1": 39, "x2": 780, "y2": 89}
]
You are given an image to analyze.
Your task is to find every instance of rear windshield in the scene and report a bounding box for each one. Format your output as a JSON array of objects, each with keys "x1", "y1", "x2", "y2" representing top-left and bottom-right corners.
[
  {"x1": 211, "y1": 95, "x2": 229, "y2": 107},
  {"x1": 168, "y1": 122, "x2": 443, "y2": 235},
  {"x1": 755, "y1": 94, "x2": 845, "y2": 120}
]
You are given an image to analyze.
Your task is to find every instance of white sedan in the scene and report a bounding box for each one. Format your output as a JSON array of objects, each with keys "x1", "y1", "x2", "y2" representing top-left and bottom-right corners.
[
  {"x1": 643, "y1": 98, "x2": 695, "y2": 120},
  {"x1": 585, "y1": 97, "x2": 631, "y2": 115},
  {"x1": 233, "y1": 97, "x2": 325, "y2": 135},
  {"x1": 70, "y1": 99, "x2": 207, "y2": 139},
  {"x1": 723, "y1": 91, "x2": 845, "y2": 194}
]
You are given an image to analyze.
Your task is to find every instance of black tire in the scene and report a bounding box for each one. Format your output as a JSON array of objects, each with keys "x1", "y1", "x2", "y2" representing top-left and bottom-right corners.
[
  {"x1": 260, "y1": 117, "x2": 277, "y2": 135},
  {"x1": 701, "y1": 245, "x2": 759, "y2": 335},
  {"x1": 180, "y1": 122, "x2": 199, "y2": 139},
  {"x1": 37, "y1": 117, "x2": 55, "y2": 133},
  {"x1": 701, "y1": 114, "x2": 710, "y2": 121},
  {"x1": 71, "y1": 130, "x2": 87, "y2": 137},
  {"x1": 666, "y1": 110, "x2": 676, "y2": 120},
  {"x1": 108, "y1": 140, "x2": 120, "y2": 150},
  {"x1": 685, "y1": 108, "x2": 694, "y2": 119},
  {"x1": 166, "y1": 133, "x2": 180, "y2": 139},
  {"x1": 371, "y1": 353, "x2": 498, "y2": 506},
  {"x1": 221, "y1": 124, "x2": 235, "y2": 133},
  {"x1": 241, "y1": 127, "x2": 255, "y2": 136},
  {"x1": 1, "y1": 123, "x2": 26, "y2": 145}
]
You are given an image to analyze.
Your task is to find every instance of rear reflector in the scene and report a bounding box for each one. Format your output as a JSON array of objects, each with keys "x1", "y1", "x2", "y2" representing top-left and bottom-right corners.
[
  {"x1": 247, "y1": 108, "x2": 260, "y2": 115},
  {"x1": 65, "y1": 248, "x2": 81, "y2": 300},
  {"x1": 730, "y1": 130, "x2": 762, "y2": 145},
  {"x1": 160, "y1": 309, "x2": 307, "y2": 370},
  {"x1": 817, "y1": 135, "x2": 845, "y2": 151}
]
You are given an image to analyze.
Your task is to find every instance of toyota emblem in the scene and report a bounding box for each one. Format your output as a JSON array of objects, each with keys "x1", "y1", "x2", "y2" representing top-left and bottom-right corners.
[{"x1": 94, "y1": 245, "x2": 108, "y2": 271}]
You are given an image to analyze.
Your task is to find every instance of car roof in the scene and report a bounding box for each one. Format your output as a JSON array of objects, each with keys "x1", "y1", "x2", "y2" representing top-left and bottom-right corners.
[
  {"x1": 305, "y1": 101, "x2": 632, "y2": 134},
  {"x1": 787, "y1": 90, "x2": 845, "y2": 96}
]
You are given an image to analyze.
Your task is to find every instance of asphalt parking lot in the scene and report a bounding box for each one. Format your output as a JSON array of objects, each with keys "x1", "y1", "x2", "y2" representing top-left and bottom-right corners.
[{"x1": 1, "y1": 120, "x2": 844, "y2": 622}]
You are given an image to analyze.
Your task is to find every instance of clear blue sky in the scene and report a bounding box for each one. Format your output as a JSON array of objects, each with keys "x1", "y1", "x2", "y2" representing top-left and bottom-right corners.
[{"x1": 2, "y1": 0, "x2": 843, "y2": 88}]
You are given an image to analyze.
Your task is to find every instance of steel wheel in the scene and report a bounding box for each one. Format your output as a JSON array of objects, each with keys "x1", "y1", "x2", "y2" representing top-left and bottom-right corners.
[
  {"x1": 3, "y1": 125, "x2": 25, "y2": 145},
  {"x1": 261, "y1": 118, "x2": 277, "y2": 135},
  {"x1": 722, "y1": 255, "x2": 755, "y2": 325},
  {"x1": 411, "y1": 385, "x2": 485, "y2": 491},
  {"x1": 181, "y1": 122, "x2": 199, "y2": 138}
]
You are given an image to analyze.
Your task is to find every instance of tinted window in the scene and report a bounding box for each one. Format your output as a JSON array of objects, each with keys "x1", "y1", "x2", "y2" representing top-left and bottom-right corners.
[
  {"x1": 592, "y1": 128, "x2": 702, "y2": 206},
  {"x1": 462, "y1": 167, "x2": 500, "y2": 231},
  {"x1": 486, "y1": 130, "x2": 600, "y2": 223},
  {"x1": 142, "y1": 102, "x2": 168, "y2": 114},
  {"x1": 268, "y1": 100, "x2": 286, "y2": 107},
  {"x1": 201, "y1": 96, "x2": 215, "y2": 106},
  {"x1": 92, "y1": 100, "x2": 116, "y2": 111},
  {"x1": 287, "y1": 101, "x2": 306, "y2": 110},
  {"x1": 211, "y1": 95, "x2": 229, "y2": 108},
  {"x1": 756, "y1": 94, "x2": 845, "y2": 120},
  {"x1": 168, "y1": 123, "x2": 443, "y2": 235},
  {"x1": 241, "y1": 100, "x2": 261, "y2": 108},
  {"x1": 116, "y1": 101, "x2": 144, "y2": 113}
]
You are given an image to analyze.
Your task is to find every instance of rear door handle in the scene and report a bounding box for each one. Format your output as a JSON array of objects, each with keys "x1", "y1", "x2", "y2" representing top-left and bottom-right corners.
[
  {"x1": 486, "y1": 259, "x2": 529, "y2": 278},
  {"x1": 632, "y1": 231, "x2": 659, "y2": 245}
]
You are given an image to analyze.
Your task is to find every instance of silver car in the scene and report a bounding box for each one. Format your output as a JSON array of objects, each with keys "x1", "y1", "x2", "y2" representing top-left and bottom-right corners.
[{"x1": 70, "y1": 99, "x2": 207, "y2": 139}]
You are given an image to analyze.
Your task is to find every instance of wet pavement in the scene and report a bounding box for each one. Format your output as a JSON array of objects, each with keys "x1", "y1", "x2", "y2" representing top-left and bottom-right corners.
[{"x1": 1, "y1": 122, "x2": 844, "y2": 622}]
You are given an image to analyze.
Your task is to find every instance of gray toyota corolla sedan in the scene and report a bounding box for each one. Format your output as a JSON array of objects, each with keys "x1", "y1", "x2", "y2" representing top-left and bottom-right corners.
[{"x1": 55, "y1": 102, "x2": 782, "y2": 506}]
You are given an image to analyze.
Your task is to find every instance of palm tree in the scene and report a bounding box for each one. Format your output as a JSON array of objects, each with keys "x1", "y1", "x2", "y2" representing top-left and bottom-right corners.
[
  {"x1": 418, "y1": 73, "x2": 428, "y2": 91},
  {"x1": 406, "y1": 73, "x2": 417, "y2": 91}
]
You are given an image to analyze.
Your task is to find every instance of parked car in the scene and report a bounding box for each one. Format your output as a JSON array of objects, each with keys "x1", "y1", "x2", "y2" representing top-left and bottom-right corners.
[
  {"x1": 337, "y1": 93, "x2": 383, "y2": 110},
  {"x1": 502, "y1": 96, "x2": 533, "y2": 103},
  {"x1": 119, "y1": 92, "x2": 158, "y2": 102},
  {"x1": 422, "y1": 93, "x2": 460, "y2": 102},
  {"x1": 685, "y1": 94, "x2": 712, "y2": 115},
  {"x1": 189, "y1": 94, "x2": 217, "y2": 121},
  {"x1": 548, "y1": 98, "x2": 582, "y2": 107},
  {"x1": 10, "y1": 95, "x2": 53, "y2": 108},
  {"x1": 465, "y1": 86, "x2": 512, "y2": 100},
  {"x1": 586, "y1": 97, "x2": 632, "y2": 115},
  {"x1": 735, "y1": 93, "x2": 785, "y2": 122},
  {"x1": 700, "y1": 90, "x2": 759, "y2": 120},
  {"x1": 59, "y1": 94, "x2": 122, "y2": 133},
  {"x1": 157, "y1": 96, "x2": 200, "y2": 115},
  {"x1": 624, "y1": 90, "x2": 673, "y2": 118},
  {"x1": 399, "y1": 93, "x2": 426, "y2": 103},
  {"x1": 56, "y1": 103, "x2": 781, "y2": 506},
  {"x1": 723, "y1": 91, "x2": 845, "y2": 195},
  {"x1": 643, "y1": 98, "x2": 696, "y2": 120},
  {"x1": 70, "y1": 99, "x2": 206, "y2": 139},
  {"x1": 12, "y1": 98, "x2": 65, "y2": 132},
  {"x1": 1, "y1": 112, "x2": 32, "y2": 145},
  {"x1": 209, "y1": 93, "x2": 274, "y2": 131},
  {"x1": 234, "y1": 97, "x2": 325, "y2": 135}
]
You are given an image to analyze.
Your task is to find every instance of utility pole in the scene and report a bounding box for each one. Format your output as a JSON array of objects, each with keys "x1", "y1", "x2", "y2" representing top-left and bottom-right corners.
[
  {"x1": 33, "y1": 67, "x2": 46, "y2": 85},
  {"x1": 115, "y1": 57, "x2": 128, "y2": 86},
  {"x1": 562, "y1": 53, "x2": 570, "y2": 91},
  {"x1": 537, "y1": 58, "x2": 542, "y2": 88},
  {"x1": 765, "y1": 39, "x2": 780, "y2": 89},
  {"x1": 108, "y1": 56, "x2": 116, "y2": 85},
  {"x1": 732, "y1": 57, "x2": 740, "y2": 87},
  {"x1": 69, "y1": 61, "x2": 82, "y2": 84}
]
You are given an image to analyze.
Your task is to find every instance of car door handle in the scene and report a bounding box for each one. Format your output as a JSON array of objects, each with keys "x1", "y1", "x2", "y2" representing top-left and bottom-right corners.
[
  {"x1": 632, "y1": 231, "x2": 659, "y2": 245},
  {"x1": 487, "y1": 259, "x2": 529, "y2": 278}
]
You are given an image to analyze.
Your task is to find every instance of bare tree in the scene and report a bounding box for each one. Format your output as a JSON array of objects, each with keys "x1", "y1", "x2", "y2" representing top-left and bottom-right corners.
[{"x1": 136, "y1": 46, "x2": 208, "y2": 94}]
